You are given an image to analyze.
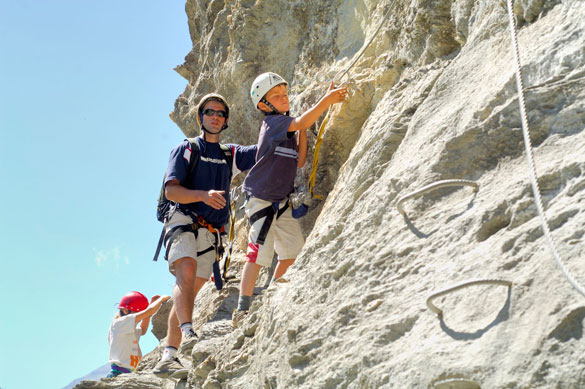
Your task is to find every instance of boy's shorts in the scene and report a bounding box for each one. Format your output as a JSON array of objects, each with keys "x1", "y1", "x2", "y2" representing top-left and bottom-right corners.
[
  {"x1": 164, "y1": 210, "x2": 221, "y2": 279},
  {"x1": 245, "y1": 196, "x2": 304, "y2": 267}
]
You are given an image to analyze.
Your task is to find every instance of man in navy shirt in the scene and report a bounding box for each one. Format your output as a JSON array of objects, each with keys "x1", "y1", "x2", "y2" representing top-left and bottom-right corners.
[{"x1": 153, "y1": 93, "x2": 256, "y2": 379}]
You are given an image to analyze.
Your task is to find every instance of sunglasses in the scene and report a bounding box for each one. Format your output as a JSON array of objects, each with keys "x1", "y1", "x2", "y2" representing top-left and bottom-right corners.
[{"x1": 202, "y1": 108, "x2": 227, "y2": 118}]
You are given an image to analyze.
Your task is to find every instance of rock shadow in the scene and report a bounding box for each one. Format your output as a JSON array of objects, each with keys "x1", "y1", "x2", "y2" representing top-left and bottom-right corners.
[
  {"x1": 438, "y1": 286, "x2": 512, "y2": 341},
  {"x1": 402, "y1": 192, "x2": 477, "y2": 238},
  {"x1": 403, "y1": 213, "x2": 438, "y2": 238}
]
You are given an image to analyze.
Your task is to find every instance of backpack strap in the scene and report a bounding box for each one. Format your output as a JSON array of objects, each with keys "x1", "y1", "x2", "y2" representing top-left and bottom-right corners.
[
  {"x1": 219, "y1": 144, "x2": 234, "y2": 178},
  {"x1": 153, "y1": 139, "x2": 201, "y2": 262},
  {"x1": 185, "y1": 137, "x2": 201, "y2": 180}
]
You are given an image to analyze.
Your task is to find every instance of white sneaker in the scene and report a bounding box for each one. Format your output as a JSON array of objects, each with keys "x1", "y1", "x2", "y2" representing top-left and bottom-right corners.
[
  {"x1": 153, "y1": 357, "x2": 188, "y2": 379},
  {"x1": 179, "y1": 329, "x2": 198, "y2": 355}
]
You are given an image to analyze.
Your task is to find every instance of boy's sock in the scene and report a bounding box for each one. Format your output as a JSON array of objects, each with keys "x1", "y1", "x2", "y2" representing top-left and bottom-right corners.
[
  {"x1": 161, "y1": 346, "x2": 177, "y2": 361},
  {"x1": 237, "y1": 295, "x2": 252, "y2": 312},
  {"x1": 180, "y1": 322, "x2": 193, "y2": 335}
]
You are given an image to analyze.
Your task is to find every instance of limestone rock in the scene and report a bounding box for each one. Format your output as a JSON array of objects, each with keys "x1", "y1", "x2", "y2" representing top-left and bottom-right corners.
[{"x1": 86, "y1": 0, "x2": 585, "y2": 387}]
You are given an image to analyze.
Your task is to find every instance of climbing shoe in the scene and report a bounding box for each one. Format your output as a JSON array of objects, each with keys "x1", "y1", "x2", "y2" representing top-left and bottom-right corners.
[
  {"x1": 153, "y1": 357, "x2": 188, "y2": 379},
  {"x1": 232, "y1": 309, "x2": 249, "y2": 328},
  {"x1": 179, "y1": 329, "x2": 198, "y2": 355}
]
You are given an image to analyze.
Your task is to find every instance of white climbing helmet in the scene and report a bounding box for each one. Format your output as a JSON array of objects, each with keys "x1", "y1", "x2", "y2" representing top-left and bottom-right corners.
[{"x1": 250, "y1": 72, "x2": 288, "y2": 109}]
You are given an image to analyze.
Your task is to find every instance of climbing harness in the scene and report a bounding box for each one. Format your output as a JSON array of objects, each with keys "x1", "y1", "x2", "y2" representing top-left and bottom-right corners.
[
  {"x1": 307, "y1": 108, "x2": 331, "y2": 199},
  {"x1": 221, "y1": 186, "x2": 239, "y2": 281},
  {"x1": 395, "y1": 179, "x2": 479, "y2": 217},
  {"x1": 426, "y1": 279, "x2": 512, "y2": 318},
  {"x1": 153, "y1": 138, "x2": 233, "y2": 262},
  {"x1": 505, "y1": 0, "x2": 585, "y2": 298},
  {"x1": 308, "y1": 0, "x2": 398, "y2": 199},
  {"x1": 247, "y1": 198, "x2": 290, "y2": 245},
  {"x1": 162, "y1": 214, "x2": 226, "y2": 290}
]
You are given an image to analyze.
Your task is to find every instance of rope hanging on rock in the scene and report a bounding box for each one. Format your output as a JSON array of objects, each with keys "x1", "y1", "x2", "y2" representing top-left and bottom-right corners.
[
  {"x1": 308, "y1": 0, "x2": 398, "y2": 199},
  {"x1": 505, "y1": 0, "x2": 585, "y2": 298},
  {"x1": 307, "y1": 107, "x2": 331, "y2": 199},
  {"x1": 395, "y1": 179, "x2": 479, "y2": 217},
  {"x1": 426, "y1": 279, "x2": 512, "y2": 318}
]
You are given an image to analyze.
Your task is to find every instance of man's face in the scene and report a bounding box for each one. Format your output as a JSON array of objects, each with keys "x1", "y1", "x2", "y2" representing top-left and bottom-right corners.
[{"x1": 201, "y1": 100, "x2": 227, "y2": 133}]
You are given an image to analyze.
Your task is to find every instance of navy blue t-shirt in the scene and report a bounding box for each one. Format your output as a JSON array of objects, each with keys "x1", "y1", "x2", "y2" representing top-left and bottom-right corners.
[
  {"x1": 243, "y1": 114, "x2": 298, "y2": 202},
  {"x1": 165, "y1": 137, "x2": 257, "y2": 227}
]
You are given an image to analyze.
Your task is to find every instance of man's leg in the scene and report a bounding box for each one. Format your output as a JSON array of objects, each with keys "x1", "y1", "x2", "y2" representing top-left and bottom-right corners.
[
  {"x1": 173, "y1": 256, "x2": 198, "y2": 326},
  {"x1": 154, "y1": 257, "x2": 195, "y2": 379}
]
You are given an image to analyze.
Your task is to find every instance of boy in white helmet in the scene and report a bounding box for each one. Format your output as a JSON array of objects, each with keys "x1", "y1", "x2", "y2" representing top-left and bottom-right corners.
[{"x1": 233, "y1": 72, "x2": 348, "y2": 326}]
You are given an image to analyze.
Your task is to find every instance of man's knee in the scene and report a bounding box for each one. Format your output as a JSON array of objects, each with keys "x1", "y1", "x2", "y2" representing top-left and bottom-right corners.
[{"x1": 174, "y1": 257, "x2": 197, "y2": 285}]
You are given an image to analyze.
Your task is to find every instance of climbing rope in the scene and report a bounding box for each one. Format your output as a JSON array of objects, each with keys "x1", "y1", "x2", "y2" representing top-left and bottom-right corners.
[
  {"x1": 307, "y1": 108, "x2": 331, "y2": 199},
  {"x1": 222, "y1": 186, "x2": 239, "y2": 281},
  {"x1": 308, "y1": 1, "x2": 398, "y2": 199},
  {"x1": 432, "y1": 377, "x2": 480, "y2": 389},
  {"x1": 505, "y1": 0, "x2": 585, "y2": 298},
  {"x1": 395, "y1": 179, "x2": 479, "y2": 217},
  {"x1": 317, "y1": 0, "x2": 399, "y2": 84},
  {"x1": 426, "y1": 279, "x2": 512, "y2": 318}
]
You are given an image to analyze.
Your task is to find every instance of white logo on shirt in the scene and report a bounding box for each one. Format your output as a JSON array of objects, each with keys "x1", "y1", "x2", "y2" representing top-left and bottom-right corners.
[{"x1": 200, "y1": 156, "x2": 227, "y2": 165}]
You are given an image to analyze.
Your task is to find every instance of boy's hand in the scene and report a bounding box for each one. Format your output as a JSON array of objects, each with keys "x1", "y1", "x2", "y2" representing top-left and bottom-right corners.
[
  {"x1": 150, "y1": 295, "x2": 161, "y2": 303},
  {"x1": 204, "y1": 190, "x2": 227, "y2": 209},
  {"x1": 325, "y1": 81, "x2": 348, "y2": 105}
]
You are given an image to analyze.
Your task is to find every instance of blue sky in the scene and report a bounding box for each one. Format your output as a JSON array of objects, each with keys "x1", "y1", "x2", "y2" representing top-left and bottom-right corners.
[{"x1": 0, "y1": 2, "x2": 192, "y2": 388}]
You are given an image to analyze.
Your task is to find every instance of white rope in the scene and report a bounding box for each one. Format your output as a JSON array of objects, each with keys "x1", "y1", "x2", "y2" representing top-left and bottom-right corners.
[
  {"x1": 395, "y1": 179, "x2": 479, "y2": 216},
  {"x1": 427, "y1": 279, "x2": 512, "y2": 318},
  {"x1": 505, "y1": 0, "x2": 585, "y2": 297},
  {"x1": 316, "y1": 0, "x2": 399, "y2": 85}
]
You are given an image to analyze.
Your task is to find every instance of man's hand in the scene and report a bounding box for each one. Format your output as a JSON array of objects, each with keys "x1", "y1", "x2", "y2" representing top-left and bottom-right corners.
[{"x1": 203, "y1": 190, "x2": 227, "y2": 210}]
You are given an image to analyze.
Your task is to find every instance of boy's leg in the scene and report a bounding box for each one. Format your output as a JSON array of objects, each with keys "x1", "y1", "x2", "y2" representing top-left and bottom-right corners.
[
  {"x1": 238, "y1": 197, "x2": 278, "y2": 302},
  {"x1": 273, "y1": 206, "x2": 304, "y2": 280},
  {"x1": 240, "y1": 261, "x2": 262, "y2": 297},
  {"x1": 273, "y1": 258, "x2": 295, "y2": 280}
]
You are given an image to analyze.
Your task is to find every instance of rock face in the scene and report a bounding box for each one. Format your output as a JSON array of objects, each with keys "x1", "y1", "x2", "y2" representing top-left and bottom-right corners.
[{"x1": 77, "y1": 0, "x2": 585, "y2": 388}]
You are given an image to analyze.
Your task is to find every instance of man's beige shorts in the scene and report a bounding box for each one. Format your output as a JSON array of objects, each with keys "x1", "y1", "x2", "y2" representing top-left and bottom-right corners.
[
  {"x1": 245, "y1": 197, "x2": 304, "y2": 267},
  {"x1": 164, "y1": 211, "x2": 221, "y2": 279}
]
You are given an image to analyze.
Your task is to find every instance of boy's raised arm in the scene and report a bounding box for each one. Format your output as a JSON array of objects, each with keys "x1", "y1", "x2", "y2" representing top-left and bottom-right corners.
[{"x1": 288, "y1": 82, "x2": 348, "y2": 132}]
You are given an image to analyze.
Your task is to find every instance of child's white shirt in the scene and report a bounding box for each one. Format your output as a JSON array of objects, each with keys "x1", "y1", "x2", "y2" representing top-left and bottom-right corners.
[{"x1": 108, "y1": 314, "x2": 142, "y2": 370}]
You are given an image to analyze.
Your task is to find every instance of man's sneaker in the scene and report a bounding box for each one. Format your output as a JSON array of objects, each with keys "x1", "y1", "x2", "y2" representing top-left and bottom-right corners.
[
  {"x1": 153, "y1": 357, "x2": 188, "y2": 379},
  {"x1": 232, "y1": 309, "x2": 248, "y2": 328},
  {"x1": 179, "y1": 329, "x2": 198, "y2": 355}
]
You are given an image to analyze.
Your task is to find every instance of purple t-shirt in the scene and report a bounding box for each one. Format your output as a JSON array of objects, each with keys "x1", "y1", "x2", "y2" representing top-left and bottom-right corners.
[{"x1": 243, "y1": 114, "x2": 298, "y2": 202}]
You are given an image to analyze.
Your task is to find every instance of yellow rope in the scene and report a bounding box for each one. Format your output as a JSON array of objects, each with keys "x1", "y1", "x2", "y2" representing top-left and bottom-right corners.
[
  {"x1": 222, "y1": 198, "x2": 236, "y2": 279},
  {"x1": 307, "y1": 106, "x2": 332, "y2": 200}
]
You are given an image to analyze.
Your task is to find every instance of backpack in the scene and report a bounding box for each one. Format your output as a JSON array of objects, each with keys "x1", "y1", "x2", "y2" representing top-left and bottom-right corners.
[{"x1": 156, "y1": 137, "x2": 233, "y2": 223}]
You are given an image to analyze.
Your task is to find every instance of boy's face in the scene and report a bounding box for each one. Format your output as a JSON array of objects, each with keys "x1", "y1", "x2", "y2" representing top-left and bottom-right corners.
[{"x1": 263, "y1": 84, "x2": 289, "y2": 113}]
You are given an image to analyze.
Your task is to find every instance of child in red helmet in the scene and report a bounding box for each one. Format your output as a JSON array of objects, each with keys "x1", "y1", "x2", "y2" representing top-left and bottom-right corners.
[{"x1": 107, "y1": 292, "x2": 171, "y2": 378}]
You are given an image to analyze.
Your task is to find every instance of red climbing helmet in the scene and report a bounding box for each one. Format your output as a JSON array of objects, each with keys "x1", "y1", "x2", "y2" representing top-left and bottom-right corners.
[{"x1": 118, "y1": 291, "x2": 149, "y2": 312}]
